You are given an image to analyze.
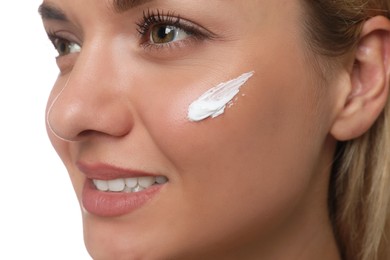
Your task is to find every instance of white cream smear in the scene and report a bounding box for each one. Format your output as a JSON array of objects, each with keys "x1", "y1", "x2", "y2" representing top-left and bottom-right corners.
[{"x1": 187, "y1": 71, "x2": 254, "y2": 122}]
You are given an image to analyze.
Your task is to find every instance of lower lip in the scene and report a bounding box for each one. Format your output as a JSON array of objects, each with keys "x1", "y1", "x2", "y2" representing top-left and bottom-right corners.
[{"x1": 82, "y1": 179, "x2": 164, "y2": 217}]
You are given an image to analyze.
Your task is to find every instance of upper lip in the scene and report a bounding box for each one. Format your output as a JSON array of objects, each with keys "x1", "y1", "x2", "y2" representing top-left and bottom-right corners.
[{"x1": 76, "y1": 161, "x2": 158, "y2": 180}]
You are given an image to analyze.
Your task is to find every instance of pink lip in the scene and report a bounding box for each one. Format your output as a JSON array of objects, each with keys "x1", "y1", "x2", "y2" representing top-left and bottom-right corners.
[
  {"x1": 77, "y1": 162, "x2": 165, "y2": 217},
  {"x1": 76, "y1": 161, "x2": 157, "y2": 180}
]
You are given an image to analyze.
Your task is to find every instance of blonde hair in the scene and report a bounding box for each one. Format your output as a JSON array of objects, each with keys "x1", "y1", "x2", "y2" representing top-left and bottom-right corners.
[{"x1": 303, "y1": 1, "x2": 390, "y2": 259}]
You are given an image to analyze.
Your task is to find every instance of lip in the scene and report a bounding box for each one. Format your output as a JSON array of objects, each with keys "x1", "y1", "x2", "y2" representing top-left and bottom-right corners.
[
  {"x1": 76, "y1": 161, "x2": 158, "y2": 180},
  {"x1": 77, "y1": 162, "x2": 166, "y2": 217}
]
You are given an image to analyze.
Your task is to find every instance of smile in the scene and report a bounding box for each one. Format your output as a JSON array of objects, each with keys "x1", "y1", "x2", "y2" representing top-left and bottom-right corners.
[
  {"x1": 93, "y1": 176, "x2": 169, "y2": 193},
  {"x1": 78, "y1": 162, "x2": 168, "y2": 217}
]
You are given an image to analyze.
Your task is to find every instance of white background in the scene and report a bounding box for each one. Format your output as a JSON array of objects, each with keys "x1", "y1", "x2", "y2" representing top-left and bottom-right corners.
[{"x1": 0, "y1": 1, "x2": 91, "y2": 259}]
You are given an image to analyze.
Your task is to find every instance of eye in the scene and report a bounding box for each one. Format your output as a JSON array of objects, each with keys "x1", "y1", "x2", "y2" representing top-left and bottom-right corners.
[
  {"x1": 150, "y1": 25, "x2": 190, "y2": 44},
  {"x1": 51, "y1": 37, "x2": 81, "y2": 56},
  {"x1": 137, "y1": 9, "x2": 214, "y2": 50}
]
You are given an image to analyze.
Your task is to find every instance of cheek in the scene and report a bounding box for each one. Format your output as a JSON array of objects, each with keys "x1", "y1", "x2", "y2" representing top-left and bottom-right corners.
[
  {"x1": 138, "y1": 52, "x2": 327, "y2": 244},
  {"x1": 144, "y1": 43, "x2": 326, "y2": 185}
]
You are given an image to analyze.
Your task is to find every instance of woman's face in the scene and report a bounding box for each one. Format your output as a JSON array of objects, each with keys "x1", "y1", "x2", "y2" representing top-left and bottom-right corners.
[{"x1": 42, "y1": 0, "x2": 341, "y2": 259}]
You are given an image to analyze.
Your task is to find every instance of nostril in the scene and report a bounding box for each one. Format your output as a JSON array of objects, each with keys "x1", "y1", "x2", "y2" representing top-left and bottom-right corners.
[
  {"x1": 77, "y1": 129, "x2": 128, "y2": 139},
  {"x1": 79, "y1": 129, "x2": 97, "y2": 138}
]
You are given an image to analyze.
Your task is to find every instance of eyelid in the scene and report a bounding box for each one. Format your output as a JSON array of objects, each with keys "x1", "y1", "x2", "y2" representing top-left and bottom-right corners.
[{"x1": 47, "y1": 30, "x2": 82, "y2": 49}]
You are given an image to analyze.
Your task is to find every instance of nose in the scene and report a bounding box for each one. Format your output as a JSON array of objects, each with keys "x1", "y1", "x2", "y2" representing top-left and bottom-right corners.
[{"x1": 47, "y1": 44, "x2": 134, "y2": 142}]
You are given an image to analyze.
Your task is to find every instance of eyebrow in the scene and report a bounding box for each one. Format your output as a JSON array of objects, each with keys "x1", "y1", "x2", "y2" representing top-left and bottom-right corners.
[
  {"x1": 38, "y1": 3, "x2": 68, "y2": 21},
  {"x1": 38, "y1": 0, "x2": 154, "y2": 21},
  {"x1": 112, "y1": 0, "x2": 154, "y2": 13}
]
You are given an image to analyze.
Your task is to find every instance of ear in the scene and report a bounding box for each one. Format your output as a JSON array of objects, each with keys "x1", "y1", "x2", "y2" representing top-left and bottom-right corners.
[{"x1": 330, "y1": 16, "x2": 390, "y2": 141}]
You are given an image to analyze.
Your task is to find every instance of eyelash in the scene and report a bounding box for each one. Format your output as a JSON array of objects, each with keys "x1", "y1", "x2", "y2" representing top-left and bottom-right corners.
[
  {"x1": 136, "y1": 9, "x2": 211, "y2": 48},
  {"x1": 47, "y1": 32, "x2": 81, "y2": 58}
]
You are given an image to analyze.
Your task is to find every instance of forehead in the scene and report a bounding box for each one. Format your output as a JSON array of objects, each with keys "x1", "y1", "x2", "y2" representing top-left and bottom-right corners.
[{"x1": 39, "y1": 0, "x2": 154, "y2": 20}]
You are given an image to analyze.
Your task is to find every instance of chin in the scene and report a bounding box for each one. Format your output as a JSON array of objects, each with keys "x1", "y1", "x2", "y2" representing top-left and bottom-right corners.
[{"x1": 82, "y1": 214, "x2": 174, "y2": 260}]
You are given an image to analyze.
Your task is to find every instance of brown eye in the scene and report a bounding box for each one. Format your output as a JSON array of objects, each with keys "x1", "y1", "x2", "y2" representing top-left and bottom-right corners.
[
  {"x1": 53, "y1": 38, "x2": 81, "y2": 56},
  {"x1": 150, "y1": 25, "x2": 189, "y2": 44}
]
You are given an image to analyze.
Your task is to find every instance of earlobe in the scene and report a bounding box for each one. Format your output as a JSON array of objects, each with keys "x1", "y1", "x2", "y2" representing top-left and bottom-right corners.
[{"x1": 330, "y1": 16, "x2": 390, "y2": 141}]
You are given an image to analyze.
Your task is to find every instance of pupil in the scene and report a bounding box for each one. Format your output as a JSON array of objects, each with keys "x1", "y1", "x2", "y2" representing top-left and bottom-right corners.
[
  {"x1": 159, "y1": 26, "x2": 173, "y2": 40},
  {"x1": 158, "y1": 27, "x2": 168, "y2": 39},
  {"x1": 153, "y1": 26, "x2": 176, "y2": 43},
  {"x1": 59, "y1": 42, "x2": 67, "y2": 54}
]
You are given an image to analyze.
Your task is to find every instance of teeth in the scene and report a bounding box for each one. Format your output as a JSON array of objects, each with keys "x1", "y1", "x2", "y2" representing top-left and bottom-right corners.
[
  {"x1": 107, "y1": 179, "x2": 125, "y2": 192},
  {"x1": 123, "y1": 186, "x2": 133, "y2": 193},
  {"x1": 125, "y1": 178, "x2": 138, "y2": 188},
  {"x1": 138, "y1": 176, "x2": 155, "y2": 188},
  {"x1": 93, "y1": 176, "x2": 168, "y2": 193},
  {"x1": 93, "y1": 180, "x2": 109, "y2": 191},
  {"x1": 156, "y1": 176, "x2": 168, "y2": 184},
  {"x1": 132, "y1": 185, "x2": 145, "y2": 192}
]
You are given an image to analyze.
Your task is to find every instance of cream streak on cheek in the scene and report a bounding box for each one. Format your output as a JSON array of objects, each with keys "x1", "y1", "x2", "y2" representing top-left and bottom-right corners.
[{"x1": 187, "y1": 71, "x2": 254, "y2": 122}]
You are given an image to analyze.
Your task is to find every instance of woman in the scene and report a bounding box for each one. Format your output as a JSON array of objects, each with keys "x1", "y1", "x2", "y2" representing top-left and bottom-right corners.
[{"x1": 39, "y1": 0, "x2": 390, "y2": 259}]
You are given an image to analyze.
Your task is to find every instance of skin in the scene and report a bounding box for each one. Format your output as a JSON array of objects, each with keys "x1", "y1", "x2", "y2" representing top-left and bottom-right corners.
[{"x1": 40, "y1": 0, "x2": 389, "y2": 259}]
